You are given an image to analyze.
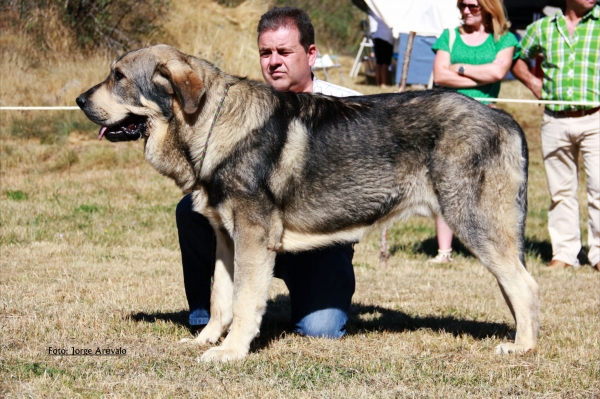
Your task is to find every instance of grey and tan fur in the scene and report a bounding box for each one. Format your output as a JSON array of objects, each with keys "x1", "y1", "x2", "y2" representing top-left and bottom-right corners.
[{"x1": 77, "y1": 45, "x2": 539, "y2": 362}]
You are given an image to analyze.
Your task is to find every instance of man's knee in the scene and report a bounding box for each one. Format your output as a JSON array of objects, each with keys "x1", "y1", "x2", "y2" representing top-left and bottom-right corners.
[{"x1": 293, "y1": 308, "x2": 348, "y2": 339}]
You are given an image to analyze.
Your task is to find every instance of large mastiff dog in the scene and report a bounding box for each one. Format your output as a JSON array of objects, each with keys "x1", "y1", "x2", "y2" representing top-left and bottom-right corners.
[{"x1": 77, "y1": 45, "x2": 539, "y2": 362}]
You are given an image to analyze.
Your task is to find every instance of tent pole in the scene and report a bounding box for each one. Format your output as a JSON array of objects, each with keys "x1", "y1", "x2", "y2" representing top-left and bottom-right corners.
[
  {"x1": 397, "y1": 31, "x2": 416, "y2": 93},
  {"x1": 379, "y1": 30, "x2": 416, "y2": 268}
]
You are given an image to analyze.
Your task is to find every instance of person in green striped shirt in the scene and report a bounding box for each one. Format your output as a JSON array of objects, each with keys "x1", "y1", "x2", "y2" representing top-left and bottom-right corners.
[{"x1": 512, "y1": 0, "x2": 599, "y2": 272}]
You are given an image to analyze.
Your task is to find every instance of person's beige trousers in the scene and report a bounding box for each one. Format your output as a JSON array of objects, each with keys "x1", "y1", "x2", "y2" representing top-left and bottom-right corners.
[{"x1": 541, "y1": 110, "x2": 600, "y2": 267}]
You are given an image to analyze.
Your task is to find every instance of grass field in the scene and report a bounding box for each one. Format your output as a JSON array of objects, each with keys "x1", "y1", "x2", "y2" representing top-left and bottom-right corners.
[
  {"x1": 2, "y1": 70, "x2": 599, "y2": 396},
  {"x1": 1, "y1": 6, "x2": 599, "y2": 393}
]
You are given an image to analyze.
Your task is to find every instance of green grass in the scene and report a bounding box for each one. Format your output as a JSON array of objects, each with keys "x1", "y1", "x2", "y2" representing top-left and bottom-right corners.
[
  {"x1": 7, "y1": 112, "x2": 97, "y2": 145},
  {"x1": 5, "y1": 190, "x2": 28, "y2": 201}
]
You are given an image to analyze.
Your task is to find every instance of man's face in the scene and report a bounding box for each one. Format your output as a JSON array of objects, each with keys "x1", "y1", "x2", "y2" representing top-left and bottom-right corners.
[
  {"x1": 258, "y1": 26, "x2": 317, "y2": 93},
  {"x1": 568, "y1": 0, "x2": 596, "y2": 12}
]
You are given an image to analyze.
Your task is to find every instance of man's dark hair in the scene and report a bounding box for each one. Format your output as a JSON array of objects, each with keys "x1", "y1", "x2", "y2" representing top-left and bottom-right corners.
[{"x1": 257, "y1": 7, "x2": 315, "y2": 52}]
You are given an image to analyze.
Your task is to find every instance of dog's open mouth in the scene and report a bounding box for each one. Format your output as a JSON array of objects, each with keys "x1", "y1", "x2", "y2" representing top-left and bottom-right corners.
[{"x1": 98, "y1": 115, "x2": 148, "y2": 142}]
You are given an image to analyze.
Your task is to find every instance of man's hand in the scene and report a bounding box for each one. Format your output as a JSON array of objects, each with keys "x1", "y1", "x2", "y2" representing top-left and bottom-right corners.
[
  {"x1": 511, "y1": 58, "x2": 542, "y2": 100},
  {"x1": 528, "y1": 76, "x2": 542, "y2": 100}
]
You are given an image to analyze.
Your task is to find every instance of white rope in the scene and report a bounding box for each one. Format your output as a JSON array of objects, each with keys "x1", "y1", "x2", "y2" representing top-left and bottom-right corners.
[
  {"x1": 0, "y1": 106, "x2": 80, "y2": 110},
  {"x1": 474, "y1": 98, "x2": 600, "y2": 106},
  {"x1": 1, "y1": 99, "x2": 599, "y2": 110}
]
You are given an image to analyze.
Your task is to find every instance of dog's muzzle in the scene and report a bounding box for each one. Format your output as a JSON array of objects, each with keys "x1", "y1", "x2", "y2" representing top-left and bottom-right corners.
[
  {"x1": 97, "y1": 116, "x2": 148, "y2": 142},
  {"x1": 76, "y1": 94, "x2": 147, "y2": 142}
]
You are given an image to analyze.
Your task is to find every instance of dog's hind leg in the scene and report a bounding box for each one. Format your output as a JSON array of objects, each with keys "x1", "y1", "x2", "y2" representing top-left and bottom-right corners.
[
  {"x1": 181, "y1": 230, "x2": 235, "y2": 345},
  {"x1": 488, "y1": 254, "x2": 539, "y2": 355},
  {"x1": 438, "y1": 148, "x2": 539, "y2": 354},
  {"x1": 200, "y1": 216, "x2": 276, "y2": 362},
  {"x1": 490, "y1": 175, "x2": 536, "y2": 354},
  {"x1": 451, "y1": 218, "x2": 539, "y2": 354}
]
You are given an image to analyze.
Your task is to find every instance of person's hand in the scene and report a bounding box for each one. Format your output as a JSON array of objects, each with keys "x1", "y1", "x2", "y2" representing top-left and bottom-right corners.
[{"x1": 529, "y1": 76, "x2": 542, "y2": 99}]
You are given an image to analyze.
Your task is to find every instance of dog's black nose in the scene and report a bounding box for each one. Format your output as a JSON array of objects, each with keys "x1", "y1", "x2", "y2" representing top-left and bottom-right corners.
[{"x1": 76, "y1": 96, "x2": 86, "y2": 109}]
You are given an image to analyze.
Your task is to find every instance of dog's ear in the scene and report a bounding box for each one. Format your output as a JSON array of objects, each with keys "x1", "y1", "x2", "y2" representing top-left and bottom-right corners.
[{"x1": 156, "y1": 57, "x2": 205, "y2": 114}]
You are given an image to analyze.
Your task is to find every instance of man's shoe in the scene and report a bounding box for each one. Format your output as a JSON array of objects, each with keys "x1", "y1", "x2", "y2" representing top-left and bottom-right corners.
[
  {"x1": 594, "y1": 263, "x2": 599, "y2": 272},
  {"x1": 547, "y1": 260, "x2": 570, "y2": 269}
]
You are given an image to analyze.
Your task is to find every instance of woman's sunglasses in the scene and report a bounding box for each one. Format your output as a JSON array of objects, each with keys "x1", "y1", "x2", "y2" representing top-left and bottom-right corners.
[{"x1": 459, "y1": 3, "x2": 481, "y2": 12}]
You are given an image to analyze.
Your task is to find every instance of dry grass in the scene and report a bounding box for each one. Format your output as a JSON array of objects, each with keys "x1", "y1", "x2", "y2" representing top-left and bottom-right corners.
[
  {"x1": 1, "y1": 1, "x2": 599, "y2": 396},
  {"x1": 160, "y1": 0, "x2": 272, "y2": 80},
  {"x1": 0, "y1": 0, "x2": 381, "y2": 113}
]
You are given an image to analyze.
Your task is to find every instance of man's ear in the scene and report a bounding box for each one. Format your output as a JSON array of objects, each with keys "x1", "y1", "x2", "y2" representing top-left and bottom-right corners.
[
  {"x1": 155, "y1": 57, "x2": 205, "y2": 114},
  {"x1": 307, "y1": 44, "x2": 318, "y2": 68}
]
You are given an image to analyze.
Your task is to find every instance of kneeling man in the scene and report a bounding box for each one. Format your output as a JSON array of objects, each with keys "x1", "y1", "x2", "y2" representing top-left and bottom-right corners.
[{"x1": 176, "y1": 7, "x2": 362, "y2": 339}]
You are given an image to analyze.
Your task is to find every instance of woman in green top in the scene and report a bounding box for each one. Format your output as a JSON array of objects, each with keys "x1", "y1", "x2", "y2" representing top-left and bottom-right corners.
[{"x1": 428, "y1": 0, "x2": 520, "y2": 263}]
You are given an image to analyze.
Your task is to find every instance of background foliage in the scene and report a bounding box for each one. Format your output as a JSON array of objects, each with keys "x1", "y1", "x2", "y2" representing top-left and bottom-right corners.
[
  {"x1": 1, "y1": 0, "x2": 366, "y2": 56},
  {"x1": 217, "y1": 0, "x2": 366, "y2": 54},
  {"x1": 272, "y1": 0, "x2": 365, "y2": 54},
  {"x1": 1, "y1": 0, "x2": 168, "y2": 53}
]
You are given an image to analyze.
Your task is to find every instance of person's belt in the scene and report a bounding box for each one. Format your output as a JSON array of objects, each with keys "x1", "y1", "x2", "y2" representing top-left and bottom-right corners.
[{"x1": 545, "y1": 106, "x2": 600, "y2": 118}]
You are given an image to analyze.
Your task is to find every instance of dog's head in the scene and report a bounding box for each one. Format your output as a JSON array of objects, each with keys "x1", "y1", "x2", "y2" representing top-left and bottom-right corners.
[{"x1": 76, "y1": 45, "x2": 206, "y2": 142}]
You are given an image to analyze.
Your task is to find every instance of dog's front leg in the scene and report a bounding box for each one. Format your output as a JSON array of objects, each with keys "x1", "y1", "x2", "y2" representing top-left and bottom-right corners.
[
  {"x1": 200, "y1": 223, "x2": 275, "y2": 362},
  {"x1": 180, "y1": 230, "x2": 234, "y2": 345}
]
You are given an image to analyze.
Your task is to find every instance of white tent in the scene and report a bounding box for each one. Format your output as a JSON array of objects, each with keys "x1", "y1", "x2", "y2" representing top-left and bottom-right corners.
[
  {"x1": 365, "y1": 0, "x2": 461, "y2": 37},
  {"x1": 350, "y1": 0, "x2": 463, "y2": 84}
]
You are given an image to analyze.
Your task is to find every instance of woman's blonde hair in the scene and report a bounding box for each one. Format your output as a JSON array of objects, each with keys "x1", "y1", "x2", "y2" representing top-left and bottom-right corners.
[{"x1": 457, "y1": 0, "x2": 511, "y2": 41}]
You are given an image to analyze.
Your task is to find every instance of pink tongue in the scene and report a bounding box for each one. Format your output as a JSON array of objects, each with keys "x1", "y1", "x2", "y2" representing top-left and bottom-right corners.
[{"x1": 98, "y1": 126, "x2": 107, "y2": 140}]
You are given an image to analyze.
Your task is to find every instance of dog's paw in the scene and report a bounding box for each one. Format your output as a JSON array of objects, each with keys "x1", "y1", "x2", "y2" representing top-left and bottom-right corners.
[
  {"x1": 199, "y1": 347, "x2": 247, "y2": 362},
  {"x1": 495, "y1": 343, "x2": 534, "y2": 355},
  {"x1": 193, "y1": 323, "x2": 223, "y2": 345},
  {"x1": 179, "y1": 322, "x2": 223, "y2": 345}
]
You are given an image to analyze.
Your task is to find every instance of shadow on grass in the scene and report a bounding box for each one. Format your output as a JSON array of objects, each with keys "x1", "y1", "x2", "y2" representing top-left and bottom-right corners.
[
  {"x1": 255, "y1": 295, "x2": 512, "y2": 352},
  {"x1": 524, "y1": 238, "x2": 553, "y2": 263},
  {"x1": 390, "y1": 235, "x2": 559, "y2": 265},
  {"x1": 389, "y1": 236, "x2": 474, "y2": 259},
  {"x1": 346, "y1": 302, "x2": 510, "y2": 339},
  {"x1": 127, "y1": 294, "x2": 511, "y2": 353},
  {"x1": 128, "y1": 310, "x2": 189, "y2": 326}
]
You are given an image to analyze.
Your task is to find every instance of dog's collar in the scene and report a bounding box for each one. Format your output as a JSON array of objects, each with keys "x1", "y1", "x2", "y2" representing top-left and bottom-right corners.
[{"x1": 195, "y1": 83, "x2": 231, "y2": 180}]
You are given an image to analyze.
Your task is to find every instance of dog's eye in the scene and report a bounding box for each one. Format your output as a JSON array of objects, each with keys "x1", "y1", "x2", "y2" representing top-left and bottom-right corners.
[{"x1": 114, "y1": 71, "x2": 125, "y2": 81}]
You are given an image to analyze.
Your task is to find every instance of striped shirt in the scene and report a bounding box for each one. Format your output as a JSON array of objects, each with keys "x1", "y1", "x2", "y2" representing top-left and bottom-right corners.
[
  {"x1": 519, "y1": 5, "x2": 599, "y2": 111},
  {"x1": 312, "y1": 77, "x2": 362, "y2": 97}
]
